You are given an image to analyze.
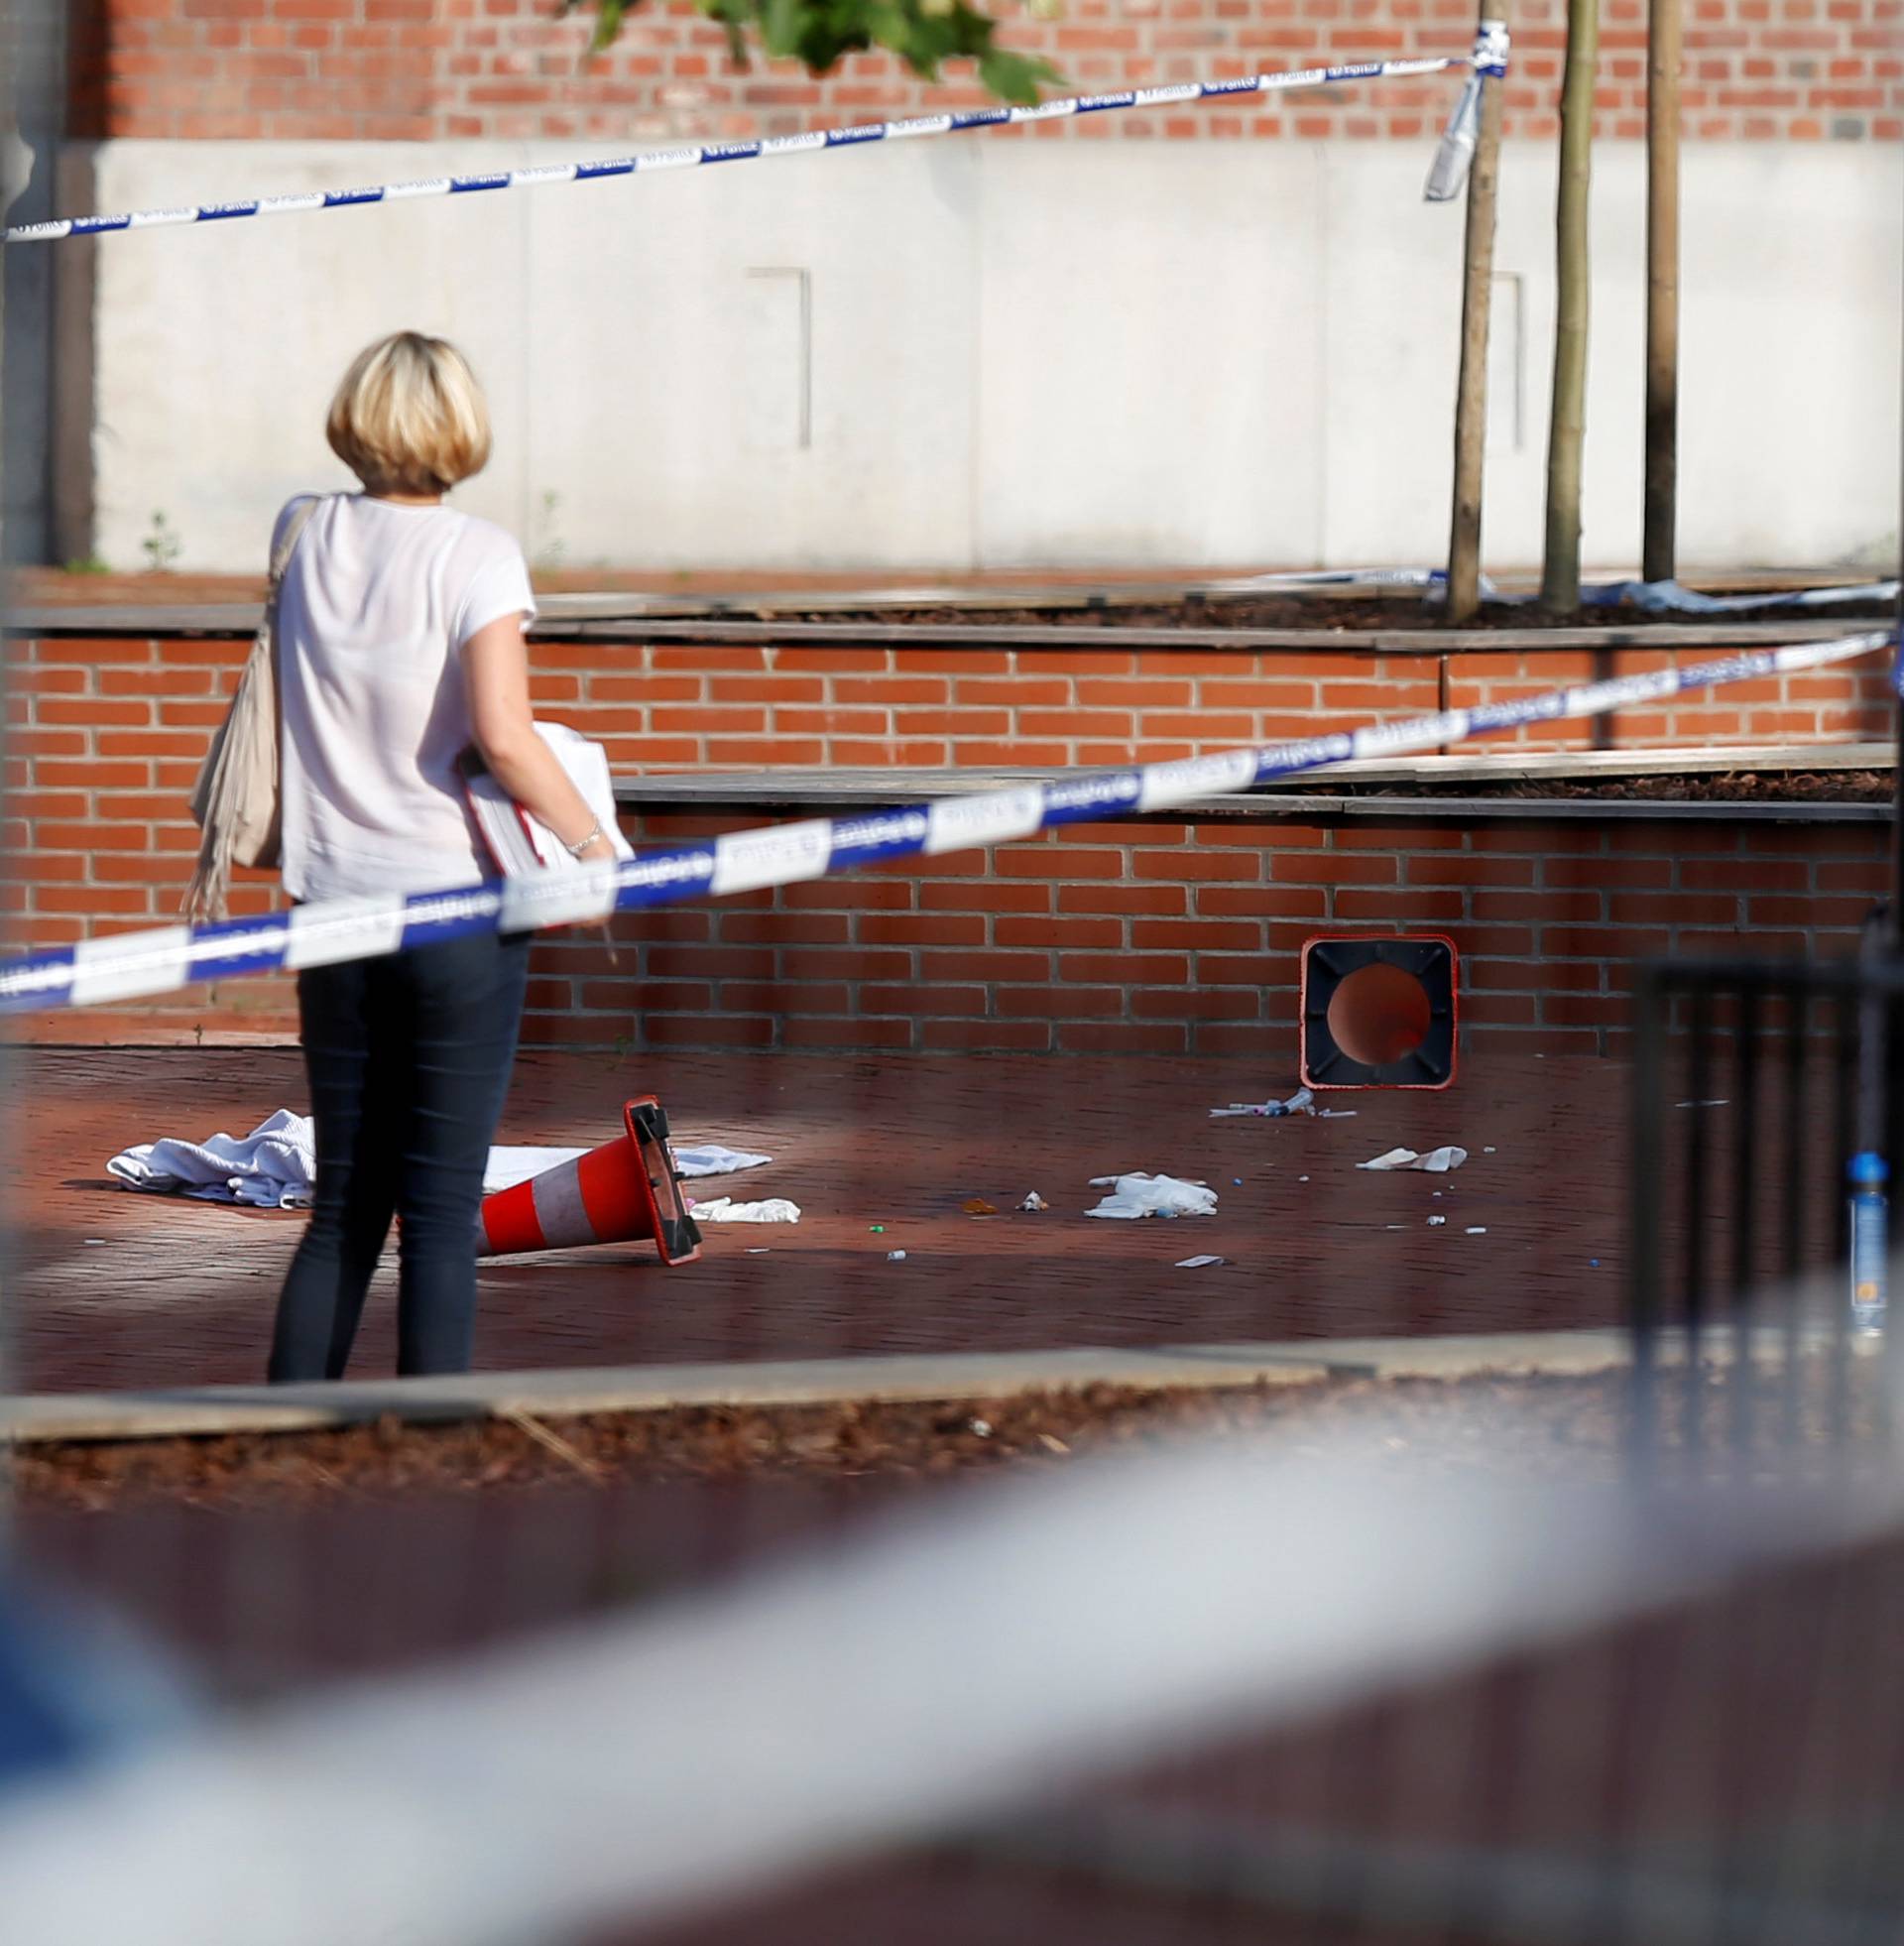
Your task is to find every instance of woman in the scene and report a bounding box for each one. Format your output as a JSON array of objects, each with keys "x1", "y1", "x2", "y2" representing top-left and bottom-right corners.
[{"x1": 266, "y1": 330, "x2": 615, "y2": 1384}]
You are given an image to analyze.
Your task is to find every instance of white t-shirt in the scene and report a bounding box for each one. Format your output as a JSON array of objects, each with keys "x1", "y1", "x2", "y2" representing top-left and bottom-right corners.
[{"x1": 273, "y1": 492, "x2": 536, "y2": 903}]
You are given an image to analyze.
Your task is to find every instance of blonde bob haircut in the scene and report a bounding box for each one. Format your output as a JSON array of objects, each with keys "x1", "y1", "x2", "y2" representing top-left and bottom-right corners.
[{"x1": 326, "y1": 331, "x2": 492, "y2": 496}]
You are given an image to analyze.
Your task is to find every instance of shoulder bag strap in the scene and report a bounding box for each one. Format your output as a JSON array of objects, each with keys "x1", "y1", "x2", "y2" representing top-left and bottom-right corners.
[
  {"x1": 271, "y1": 494, "x2": 323, "y2": 584},
  {"x1": 268, "y1": 496, "x2": 323, "y2": 614},
  {"x1": 264, "y1": 494, "x2": 324, "y2": 684}
]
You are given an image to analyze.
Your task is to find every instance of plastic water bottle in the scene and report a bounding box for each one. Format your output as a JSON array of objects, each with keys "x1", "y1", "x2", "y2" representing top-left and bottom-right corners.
[{"x1": 1848, "y1": 1151, "x2": 1888, "y2": 1333}]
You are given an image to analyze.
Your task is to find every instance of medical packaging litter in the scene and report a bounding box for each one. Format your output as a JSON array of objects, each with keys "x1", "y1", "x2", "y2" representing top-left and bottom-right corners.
[
  {"x1": 1085, "y1": 1173, "x2": 1218, "y2": 1220},
  {"x1": 1211, "y1": 1088, "x2": 1313, "y2": 1119},
  {"x1": 1357, "y1": 1146, "x2": 1469, "y2": 1173},
  {"x1": 1209, "y1": 1087, "x2": 1356, "y2": 1121}
]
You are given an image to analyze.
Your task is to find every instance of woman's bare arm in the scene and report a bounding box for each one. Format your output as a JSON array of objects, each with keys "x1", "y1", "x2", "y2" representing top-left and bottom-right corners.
[{"x1": 463, "y1": 611, "x2": 616, "y2": 862}]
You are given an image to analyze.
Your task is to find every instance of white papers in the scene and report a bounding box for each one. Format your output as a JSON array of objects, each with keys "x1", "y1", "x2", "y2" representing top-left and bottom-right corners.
[{"x1": 1357, "y1": 1146, "x2": 1468, "y2": 1173}]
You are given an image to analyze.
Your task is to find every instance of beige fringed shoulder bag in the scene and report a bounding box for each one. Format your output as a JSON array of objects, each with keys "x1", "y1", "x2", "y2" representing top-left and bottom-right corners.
[{"x1": 183, "y1": 497, "x2": 321, "y2": 921}]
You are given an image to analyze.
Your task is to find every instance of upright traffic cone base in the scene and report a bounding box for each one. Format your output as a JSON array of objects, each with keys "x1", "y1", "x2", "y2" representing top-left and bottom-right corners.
[{"x1": 1299, "y1": 934, "x2": 1458, "y2": 1090}]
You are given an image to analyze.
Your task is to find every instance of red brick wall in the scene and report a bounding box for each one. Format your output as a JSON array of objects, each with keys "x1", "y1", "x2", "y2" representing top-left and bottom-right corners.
[
  {"x1": 1, "y1": 628, "x2": 1890, "y2": 1051},
  {"x1": 3, "y1": 803, "x2": 1887, "y2": 1054},
  {"x1": 67, "y1": 0, "x2": 1904, "y2": 146},
  {"x1": 521, "y1": 809, "x2": 1890, "y2": 1058},
  {"x1": 18, "y1": 623, "x2": 1878, "y2": 792}
]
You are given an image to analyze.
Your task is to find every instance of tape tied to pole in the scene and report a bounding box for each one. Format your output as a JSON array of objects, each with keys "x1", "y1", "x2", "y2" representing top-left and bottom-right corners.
[
  {"x1": 1423, "y1": 73, "x2": 1485, "y2": 203},
  {"x1": 2, "y1": 38, "x2": 1508, "y2": 248},
  {"x1": 1423, "y1": 20, "x2": 1507, "y2": 203}
]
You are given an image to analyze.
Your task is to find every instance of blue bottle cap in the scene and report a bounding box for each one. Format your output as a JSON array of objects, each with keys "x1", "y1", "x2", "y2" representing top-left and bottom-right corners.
[{"x1": 1850, "y1": 1151, "x2": 1890, "y2": 1186}]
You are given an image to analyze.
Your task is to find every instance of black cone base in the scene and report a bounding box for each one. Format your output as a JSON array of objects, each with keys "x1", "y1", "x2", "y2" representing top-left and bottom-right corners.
[{"x1": 1299, "y1": 933, "x2": 1458, "y2": 1090}]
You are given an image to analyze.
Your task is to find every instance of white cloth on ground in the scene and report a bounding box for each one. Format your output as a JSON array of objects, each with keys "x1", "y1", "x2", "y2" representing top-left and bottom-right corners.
[
  {"x1": 671, "y1": 1144, "x2": 774, "y2": 1179},
  {"x1": 106, "y1": 1110, "x2": 318, "y2": 1210},
  {"x1": 1357, "y1": 1146, "x2": 1468, "y2": 1173},
  {"x1": 687, "y1": 1196, "x2": 801, "y2": 1225},
  {"x1": 107, "y1": 1115, "x2": 774, "y2": 1212},
  {"x1": 1084, "y1": 1173, "x2": 1218, "y2": 1220}
]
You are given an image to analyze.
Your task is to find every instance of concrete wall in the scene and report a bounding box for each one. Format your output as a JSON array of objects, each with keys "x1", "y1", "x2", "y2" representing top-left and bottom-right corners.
[
  {"x1": 54, "y1": 134, "x2": 1903, "y2": 573},
  {"x1": 1, "y1": 0, "x2": 69, "y2": 567}
]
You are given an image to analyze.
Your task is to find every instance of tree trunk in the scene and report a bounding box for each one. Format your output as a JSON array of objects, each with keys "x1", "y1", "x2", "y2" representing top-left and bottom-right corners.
[
  {"x1": 1540, "y1": 0, "x2": 1601, "y2": 615},
  {"x1": 1446, "y1": 22, "x2": 1508, "y2": 626},
  {"x1": 1643, "y1": 0, "x2": 1682, "y2": 585}
]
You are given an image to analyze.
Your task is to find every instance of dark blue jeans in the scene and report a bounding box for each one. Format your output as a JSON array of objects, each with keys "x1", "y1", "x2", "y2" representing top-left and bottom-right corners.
[{"x1": 268, "y1": 930, "x2": 531, "y2": 1382}]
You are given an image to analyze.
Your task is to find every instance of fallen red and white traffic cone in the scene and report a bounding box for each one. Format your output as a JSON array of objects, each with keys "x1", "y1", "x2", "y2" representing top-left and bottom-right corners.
[{"x1": 477, "y1": 1095, "x2": 702, "y2": 1266}]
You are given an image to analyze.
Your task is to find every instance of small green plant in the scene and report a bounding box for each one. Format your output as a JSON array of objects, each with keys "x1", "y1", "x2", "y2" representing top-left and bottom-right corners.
[
  {"x1": 141, "y1": 510, "x2": 182, "y2": 572},
  {"x1": 62, "y1": 552, "x2": 111, "y2": 576}
]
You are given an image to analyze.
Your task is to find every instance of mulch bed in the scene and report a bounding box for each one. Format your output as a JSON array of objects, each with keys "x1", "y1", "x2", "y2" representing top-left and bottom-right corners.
[
  {"x1": 801, "y1": 593, "x2": 1896, "y2": 632},
  {"x1": 1353, "y1": 769, "x2": 1893, "y2": 803},
  {"x1": 12, "y1": 563, "x2": 1889, "y2": 634},
  {"x1": 7, "y1": 1381, "x2": 1354, "y2": 1511},
  {"x1": 9, "y1": 1365, "x2": 1882, "y2": 1513}
]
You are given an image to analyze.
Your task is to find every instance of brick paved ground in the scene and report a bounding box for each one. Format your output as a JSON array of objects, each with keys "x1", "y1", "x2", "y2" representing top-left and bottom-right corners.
[
  {"x1": 12, "y1": 1038, "x2": 1890, "y2": 1946},
  {"x1": 4, "y1": 1044, "x2": 1629, "y2": 1394}
]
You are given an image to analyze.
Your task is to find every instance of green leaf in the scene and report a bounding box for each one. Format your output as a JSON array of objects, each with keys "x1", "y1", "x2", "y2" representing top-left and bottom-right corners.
[
  {"x1": 978, "y1": 47, "x2": 1060, "y2": 104},
  {"x1": 584, "y1": 0, "x2": 630, "y2": 55},
  {"x1": 565, "y1": 0, "x2": 1062, "y2": 102},
  {"x1": 762, "y1": 0, "x2": 803, "y2": 59}
]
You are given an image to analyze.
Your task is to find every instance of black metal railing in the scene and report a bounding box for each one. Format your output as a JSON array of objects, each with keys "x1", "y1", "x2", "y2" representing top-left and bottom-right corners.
[{"x1": 1628, "y1": 933, "x2": 1904, "y2": 1455}]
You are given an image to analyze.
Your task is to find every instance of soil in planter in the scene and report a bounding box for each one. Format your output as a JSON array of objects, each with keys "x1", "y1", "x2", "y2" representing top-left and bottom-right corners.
[
  {"x1": 788, "y1": 592, "x2": 1898, "y2": 632},
  {"x1": 1349, "y1": 768, "x2": 1894, "y2": 803}
]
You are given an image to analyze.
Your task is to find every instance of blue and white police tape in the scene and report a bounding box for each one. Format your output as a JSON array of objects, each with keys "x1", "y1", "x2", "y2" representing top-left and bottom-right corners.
[
  {"x1": 0, "y1": 624, "x2": 1888, "y2": 1017},
  {"x1": 1, "y1": 24, "x2": 1508, "y2": 249}
]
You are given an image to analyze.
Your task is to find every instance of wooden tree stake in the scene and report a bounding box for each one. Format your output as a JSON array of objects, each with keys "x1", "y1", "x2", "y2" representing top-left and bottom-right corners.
[
  {"x1": 1643, "y1": 0, "x2": 1682, "y2": 585},
  {"x1": 1540, "y1": 0, "x2": 1601, "y2": 615},
  {"x1": 1446, "y1": 19, "x2": 1508, "y2": 627}
]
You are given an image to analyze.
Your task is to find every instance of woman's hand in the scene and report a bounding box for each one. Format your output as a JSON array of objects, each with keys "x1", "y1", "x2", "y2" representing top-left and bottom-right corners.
[{"x1": 575, "y1": 831, "x2": 617, "y2": 865}]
